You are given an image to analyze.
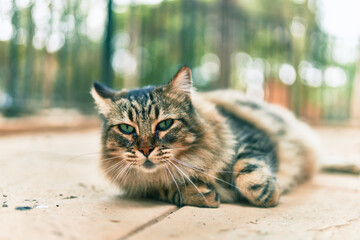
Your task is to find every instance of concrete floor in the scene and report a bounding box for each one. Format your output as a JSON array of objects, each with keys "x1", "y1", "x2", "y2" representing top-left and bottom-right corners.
[{"x1": 0, "y1": 128, "x2": 359, "y2": 240}]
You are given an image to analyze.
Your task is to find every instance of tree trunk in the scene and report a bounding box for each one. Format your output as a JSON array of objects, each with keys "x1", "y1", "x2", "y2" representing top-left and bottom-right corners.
[
  {"x1": 102, "y1": 0, "x2": 114, "y2": 87},
  {"x1": 23, "y1": 3, "x2": 35, "y2": 109},
  {"x1": 219, "y1": 0, "x2": 232, "y2": 88},
  {"x1": 5, "y1": 0, "x2": 20, "y2": 116}
]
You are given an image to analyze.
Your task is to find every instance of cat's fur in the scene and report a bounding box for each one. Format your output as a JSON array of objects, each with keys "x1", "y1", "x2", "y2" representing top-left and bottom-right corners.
[{"x1": 91, "y1": 66, "x2": 319, "y2": 208}]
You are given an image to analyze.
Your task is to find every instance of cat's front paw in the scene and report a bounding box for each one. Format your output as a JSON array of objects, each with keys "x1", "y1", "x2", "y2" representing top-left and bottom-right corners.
[
  {"x1": 234, "y1": 159, "x2": 280, "y2": 207},
  {"x1": 181, "y1": 183, "x2": 220, "y2": 208},
  {"x1": 201, "y1": 188, "x2": 220, "y2": 208}
]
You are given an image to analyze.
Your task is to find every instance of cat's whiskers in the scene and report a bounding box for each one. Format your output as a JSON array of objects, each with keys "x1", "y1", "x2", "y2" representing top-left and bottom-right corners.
[
  {"x1": 168, "y1": 160, "x2": 186, "y2": 184},
  {"x1": 164, "y1": 163, "x2": 182, "y2": 206},
  {"x1": 102, "y1": 155, "x2": 125, "y2": 162},
  {"x1": 163, "y1": 163, "x2": 170, "y2": 183},
  {"x1": 171, "y1": 157, "x2": 238, "y2": 189},
  {"x1": 103, "y1": 160, "x2": 126, "y2": 174},
  {"x1": 111, "y1": 162, "x2": 131, "y2": 185},
  {"x1": 105, "y1": 163, "x2": 128, "y2": 182},
  {"x1": 118, "y1": 163, "x2": 133, "y2": 186},
  {"x1": 112, "y1": 166, "x2": 128, "y2": 186},
  {"x1": 67, "y1": 151, "x2": 102, "y2": 161},
  {"x1": 168, "y1": 160, "x2": 206, "y2": 200},
  {"x1": 171, "y1": 157, "x2": 237, "y2": 174},
  {"x1": 67, "y1": 147, "x2": 120, "y2": 159},
  {"x1": 56, "y1": 151, "x2": 102, "y2": 175}
]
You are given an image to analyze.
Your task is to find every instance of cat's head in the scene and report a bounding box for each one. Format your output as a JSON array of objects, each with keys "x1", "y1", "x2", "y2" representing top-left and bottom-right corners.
[{"x1": 91, "y1": 67, "x2": 200, "y2": 174}]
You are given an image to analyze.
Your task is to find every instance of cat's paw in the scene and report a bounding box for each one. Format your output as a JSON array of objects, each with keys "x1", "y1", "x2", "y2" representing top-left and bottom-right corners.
[
  {"x1": 201, "y1": 188, "x2": 220, "y2": 208},
  {"x1": 245, "y1": 176, "x2": 280, "y2": 207},
  {"x1": 181, "y1": 183, "x2": 220, "y2": 208},
  {"x1": 234, "y1": 159, "x2": 280, "y2": 207}
]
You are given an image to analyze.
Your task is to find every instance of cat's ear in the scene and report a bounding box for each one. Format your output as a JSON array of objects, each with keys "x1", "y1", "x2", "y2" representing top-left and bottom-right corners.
[
  {"x1": 167, "y1": 66, "x2": 192, "y2": 96},
  {"x1": 90, "y1": 82, "x2": 116, "y2": 115}
]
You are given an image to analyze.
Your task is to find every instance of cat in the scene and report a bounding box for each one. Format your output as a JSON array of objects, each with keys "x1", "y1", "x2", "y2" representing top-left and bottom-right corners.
[{"x1": 91, "y1": 66, "x2": 319, "y2": 208}]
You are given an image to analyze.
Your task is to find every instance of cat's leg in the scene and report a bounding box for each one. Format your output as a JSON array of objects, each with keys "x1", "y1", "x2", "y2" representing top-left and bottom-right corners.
[
  {"x1": 233, "y1": 158, "x2": 280, "y2": 207},
  {"x1": 159, "y1": 181, "x2": 220, "y2": 208}
]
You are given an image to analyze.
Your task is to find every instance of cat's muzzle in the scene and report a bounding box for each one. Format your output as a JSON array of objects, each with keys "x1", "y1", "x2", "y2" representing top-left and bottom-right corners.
[{"x1": 142, "y1": 159, "x2": 155, "y2": 169}]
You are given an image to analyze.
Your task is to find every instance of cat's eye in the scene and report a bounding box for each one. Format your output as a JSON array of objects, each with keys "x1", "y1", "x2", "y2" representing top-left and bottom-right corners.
[
  {"x1": 118, "y1": 124, "x2": 135, "y2": 134},
  {"x1": 156, "y1": 119, "x2": 174, "y2": 131}
]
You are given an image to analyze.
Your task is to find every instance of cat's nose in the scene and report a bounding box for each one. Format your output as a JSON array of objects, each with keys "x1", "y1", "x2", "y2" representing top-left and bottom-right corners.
[{"x1": 139, "y1": 146, "x2": 154, "y2": 157}]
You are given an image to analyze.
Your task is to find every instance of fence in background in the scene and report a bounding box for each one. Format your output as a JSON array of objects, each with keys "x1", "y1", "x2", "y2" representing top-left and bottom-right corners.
[{"x1": 0, "y1": 0, "x2": 359, "y2": 124}]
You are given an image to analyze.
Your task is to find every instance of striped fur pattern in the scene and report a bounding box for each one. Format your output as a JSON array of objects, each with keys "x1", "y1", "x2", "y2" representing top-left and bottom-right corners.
[{"x1": 91, "y1": 66, "x2": 319, "y2": 208}]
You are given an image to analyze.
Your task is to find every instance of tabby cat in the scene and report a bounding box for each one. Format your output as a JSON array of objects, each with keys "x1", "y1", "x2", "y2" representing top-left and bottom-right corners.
[{"x1": 91, "y1": 66, "x2": 319, "y2": 208}]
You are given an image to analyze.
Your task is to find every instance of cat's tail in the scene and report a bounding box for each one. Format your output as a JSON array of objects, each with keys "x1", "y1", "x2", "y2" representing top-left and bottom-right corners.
[
  {"x1": 320, "y1": 155, "x2": 360, "y2": 175},
  {"x1": 201, "y1": 90, "x2": 321, "y2": 194}
]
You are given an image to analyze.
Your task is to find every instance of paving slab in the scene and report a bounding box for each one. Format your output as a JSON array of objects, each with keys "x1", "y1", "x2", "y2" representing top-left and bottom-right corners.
[
  {"x1": 0, "y1": 130, "x2": 176, "y2": 240},
  {"x1": 0, "y1": 128, "x2": 359, "y2": 240},
  {"x1": 127, "y1": 174, "x2": 360, "y2": 240}
]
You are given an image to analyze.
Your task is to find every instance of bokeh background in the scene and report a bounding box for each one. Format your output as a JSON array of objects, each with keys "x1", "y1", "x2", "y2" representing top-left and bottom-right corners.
[{"x1": 1, "y1": 0, "x2": 360, "y2": 126}]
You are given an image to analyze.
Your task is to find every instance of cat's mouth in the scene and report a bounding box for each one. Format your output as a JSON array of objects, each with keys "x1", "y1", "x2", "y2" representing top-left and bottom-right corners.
[
  {"x1": 139, "y1": 158, "x2": 169, "y2": 172},
  {"x1": 142, "y1": 159, "x2": 155, "y2": 169}
]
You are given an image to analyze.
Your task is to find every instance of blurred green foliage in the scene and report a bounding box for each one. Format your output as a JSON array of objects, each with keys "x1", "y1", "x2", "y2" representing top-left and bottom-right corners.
[{"x1": 0, "y1": 0, "x2": 357, "y2": 123}]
